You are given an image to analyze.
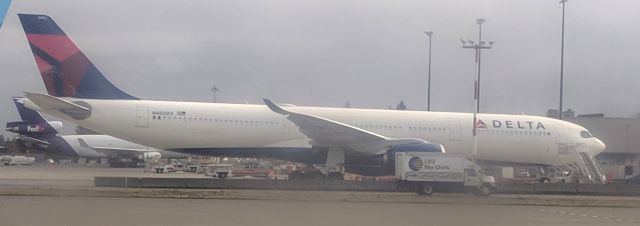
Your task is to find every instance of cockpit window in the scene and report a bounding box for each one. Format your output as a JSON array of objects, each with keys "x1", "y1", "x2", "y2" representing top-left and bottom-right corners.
[{"x1": 580, "y1": 130, "x2": 593, "y2": 138}]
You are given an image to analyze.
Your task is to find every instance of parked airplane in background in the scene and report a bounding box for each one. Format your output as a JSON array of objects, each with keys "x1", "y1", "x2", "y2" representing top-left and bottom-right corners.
[
  {"x1": 6, "y1": 97, "x2": 189, "y2": 165},
  {"x1": 0, "y1": 0, "x2": 11, "y2": 29},
  {"x1": 18, "y1": 14, "x2": 606, "y2": 181}
]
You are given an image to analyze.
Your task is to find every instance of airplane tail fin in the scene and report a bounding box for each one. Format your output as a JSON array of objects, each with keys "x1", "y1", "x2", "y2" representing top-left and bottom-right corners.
[
  {"x1": 0, "y1": 0, "x2": 11, "y2": 29},
  {"x1": 13, "y1": 97, "x2": 49, "y2": 124},
  {"x1": 18, "y1": 14, "x2": 137, "y2": 100},
  {"x1": 6, "y1": 97, "x2": 59, "y2": 137}
]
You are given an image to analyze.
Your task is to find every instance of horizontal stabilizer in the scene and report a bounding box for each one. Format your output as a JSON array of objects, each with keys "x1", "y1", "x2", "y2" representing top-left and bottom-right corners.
[
  {"x1": 16, "y1": 136, "x2": 50, "y2": 149},
  {"x1": 24, "y1": 92, "x2": 91, "y2": 120}
]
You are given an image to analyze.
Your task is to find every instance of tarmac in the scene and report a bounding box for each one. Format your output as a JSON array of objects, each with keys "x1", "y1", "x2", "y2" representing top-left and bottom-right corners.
[{"x1": 1, "y1": 166, "x2": 640, "y2": 226}]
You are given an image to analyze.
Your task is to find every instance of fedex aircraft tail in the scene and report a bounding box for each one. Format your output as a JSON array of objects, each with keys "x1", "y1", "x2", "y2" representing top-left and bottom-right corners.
[
  {"x1": 0, "y1": 0, "x2": 11, "y2": 29},
  {"x1": 6, "y1": 97, "x2": 60, "y2": 138},
  {"x1": 18, "y1": 14, "x2": 137, "y2": 100}
]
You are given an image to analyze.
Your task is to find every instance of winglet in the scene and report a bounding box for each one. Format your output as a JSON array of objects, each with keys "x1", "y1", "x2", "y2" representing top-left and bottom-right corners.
[{"x1": 263, "y1": 98, "x2": 289, "y2": 115}]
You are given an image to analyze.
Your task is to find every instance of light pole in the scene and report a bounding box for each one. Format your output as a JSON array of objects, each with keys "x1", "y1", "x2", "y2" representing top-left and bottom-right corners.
[
  {"x1": 424, "y1": 31, "x2": 434, "y2": 111},
  {"x1": 461, "y1": 18, "x2": 494, "y2": 163},
  {"x1": 462, "y1": 19, "x2": 493, "y2": 113},
  {"x1": 559, "y1": 0, "x2": 568, "y2": 119},
  {"x1": 211, "y1": 85, "x2": 219, "y2": 103}
]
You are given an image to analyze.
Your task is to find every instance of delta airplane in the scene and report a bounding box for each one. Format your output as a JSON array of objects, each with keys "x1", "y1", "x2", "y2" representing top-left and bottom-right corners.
[
  {"x1": 17, "y1": 14, "x2": 606, "y2": 179},
  {"x1": 7, "y1": 97, "x2": 189, "y2": 164}
]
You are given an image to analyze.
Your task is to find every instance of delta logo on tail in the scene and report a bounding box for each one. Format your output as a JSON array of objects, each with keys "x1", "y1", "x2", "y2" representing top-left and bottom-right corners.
[
  {"x1": 18, "y1": 14, "x2": 137, "y2": 100},
  {"x1": 0, "y1": 0, "x2": 12, "y2": 29}
]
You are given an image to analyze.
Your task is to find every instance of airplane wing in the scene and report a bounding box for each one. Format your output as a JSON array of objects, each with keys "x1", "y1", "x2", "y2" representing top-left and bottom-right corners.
[
  {"x1": 87, "y1": 147, "x2": 146, "y2": 159},
  {"x1": 24, "y1": 92, "x2": 91, "y2": 120},
  {"x1": 263, "y1": 99, "x2": 431, "y2": 155},
  {"x1": 77, "y1": 138, "x2": 145, "y2": 159},
  {"x1": 16, "y1": 136, "x2": 50, "y2": 149}
]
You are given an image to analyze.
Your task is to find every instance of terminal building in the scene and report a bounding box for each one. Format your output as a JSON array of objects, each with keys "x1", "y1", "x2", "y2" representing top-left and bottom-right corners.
[{"x1": 548, "y1": 109, "x2": 640, "y2": 180}]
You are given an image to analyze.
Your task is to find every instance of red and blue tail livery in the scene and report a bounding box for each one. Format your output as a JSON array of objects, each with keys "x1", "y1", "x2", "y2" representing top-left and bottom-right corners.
[{"x1": 18, "y1": 14, "x2": 137, "y2": 100}]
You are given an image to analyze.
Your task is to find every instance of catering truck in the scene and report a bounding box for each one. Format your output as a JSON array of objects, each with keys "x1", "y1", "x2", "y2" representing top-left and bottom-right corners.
[{"x1": 395, "y1": 152, "x2": 495, "y2": 196}]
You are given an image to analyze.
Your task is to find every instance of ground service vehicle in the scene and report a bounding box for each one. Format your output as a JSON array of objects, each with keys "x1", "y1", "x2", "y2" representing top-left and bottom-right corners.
[
  {"x1": 396, "y1": 152, "x2": 495, "y2": 196},
  {"x1": 205, "y1": 164, "x2": 233, "y2": 179},
  {"x1": 0, "y1": 155, "x2": 35, "y2": 166}
]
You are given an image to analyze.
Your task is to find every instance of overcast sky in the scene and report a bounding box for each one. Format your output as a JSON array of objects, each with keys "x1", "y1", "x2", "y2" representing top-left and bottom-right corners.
[{"x1": 1, "y1": 0, "x2": 639, "y2": 136}]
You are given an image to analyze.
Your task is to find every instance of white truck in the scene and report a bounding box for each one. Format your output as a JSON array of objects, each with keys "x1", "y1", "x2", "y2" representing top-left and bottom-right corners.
[
  {"x1": 0, "y1": 155, "x2": 36, "y2": 166},
  {"x1": 395, "y1": 152, "x2": 496, "y2": 196},
  {"x1": 204, "y1": 164, "x2": 233, "y2": 179}
]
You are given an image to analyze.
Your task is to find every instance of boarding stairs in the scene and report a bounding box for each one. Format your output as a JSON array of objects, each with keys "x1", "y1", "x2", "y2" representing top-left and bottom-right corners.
[{"x1": 574, "y1": 152, "x2": 607, "y2": 184}]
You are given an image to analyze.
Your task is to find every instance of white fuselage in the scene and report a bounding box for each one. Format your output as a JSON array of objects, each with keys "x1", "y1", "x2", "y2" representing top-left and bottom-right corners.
[{"x1": 32, "y1": 98, "x2": 605, "y2": 166}]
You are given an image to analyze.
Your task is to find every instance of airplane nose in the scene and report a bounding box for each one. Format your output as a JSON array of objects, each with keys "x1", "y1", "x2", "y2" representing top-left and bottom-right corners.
[{"x1": 593, "y1": 138, "x2": 606, "y2": 156}]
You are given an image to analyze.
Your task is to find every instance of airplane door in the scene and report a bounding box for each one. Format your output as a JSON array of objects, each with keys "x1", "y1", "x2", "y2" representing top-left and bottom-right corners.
[
  {"x1": 136, "y1": 106, "x2": 149, "y2": 128},
  {"x1": 448, "y1": 120, "x2": 462, "y2": 141},
  {"x1": 556, "y1": 127, "x2": 576, "y2": 155}
]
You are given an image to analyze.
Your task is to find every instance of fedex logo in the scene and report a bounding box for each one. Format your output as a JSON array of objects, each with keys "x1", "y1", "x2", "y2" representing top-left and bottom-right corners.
[{"x1": 27, "y1": 125, "x2": 45, "y2": 133}]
